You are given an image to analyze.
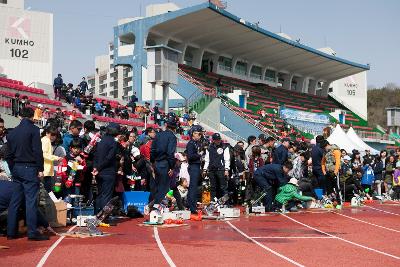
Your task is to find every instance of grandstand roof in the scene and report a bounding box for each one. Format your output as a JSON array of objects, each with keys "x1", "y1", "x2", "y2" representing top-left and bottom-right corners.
[{"x1": 150, "y1": 2, "x2": 369, "y2": 82}]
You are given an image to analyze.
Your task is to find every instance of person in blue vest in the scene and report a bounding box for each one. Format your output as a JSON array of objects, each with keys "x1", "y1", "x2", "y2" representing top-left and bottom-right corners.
[
  {"x1": 203, "y1": 133, "x2": 231, "y2": 200},
  {"x1": 272, "y1": 137, "x2": 290, "y2": 165},
  {"x1": 53, "y1": 74, "x2": 63, "y2": 101},
  {"x1": 92, "y1": 122, "x2": 120, "y2": 213},
  {"x1": 5, "y1": 107, "x2": 48, "y2": 241},
  {"x1": 150, "y1": 115, "x2": 177, "y2": 209},
  {"x1": 186, "y1": 125, "x2": 203, "y2": 214},
  {"x1": 253, "y1": 161, "x2": 293, "y2": 211}
]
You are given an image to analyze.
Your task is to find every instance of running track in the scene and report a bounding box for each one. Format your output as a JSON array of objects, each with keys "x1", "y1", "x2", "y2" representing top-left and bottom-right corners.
[{"x1": 1, "y1": 202, "x2": 399, "y2": 267}]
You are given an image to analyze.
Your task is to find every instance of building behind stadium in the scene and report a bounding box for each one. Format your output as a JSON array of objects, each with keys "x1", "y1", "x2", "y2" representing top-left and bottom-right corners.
[{"x1": 0, "y1": 0, "x2": 53, "y2": 87}]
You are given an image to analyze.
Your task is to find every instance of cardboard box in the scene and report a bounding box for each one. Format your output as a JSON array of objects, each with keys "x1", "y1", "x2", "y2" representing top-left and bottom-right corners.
[
  {"x1": 219, "y1": 208, "x2": 240, "y2": 218},
  {"x1": 162, "y1": 210, "x2": 191, "y2": 221},
  {"x1": 54, "y1": 201, "x2": 67, "y2": 227}
]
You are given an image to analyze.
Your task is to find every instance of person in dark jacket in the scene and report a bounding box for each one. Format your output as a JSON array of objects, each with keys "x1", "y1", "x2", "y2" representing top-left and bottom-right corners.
[
  {"x1": 53, "y1": 74, "x2": 63, "y2": 100},
  {"x1": 10, "y1": 93, "x2": 21, "y2": 117},
  {"x1": 311, "y1": 135, "x2": 326, "y2": 193},
  {"x1": 186, "y1": 125, "x2": 203, "y2": 213},
  {"x1": 153, "y1": 103, "x2": 160, "y2": 125},
  {"x1": 79, "y1": 77, "x2": 88, "y2": 95},
  {"x1": 150, "y1": 116, "x2": 177, "y2": 208},
  {"x1": 203, "y1": 133, "x2": 231, "y2": 200},
  {"x1": 92, "y1": 123, "x2": 119, "y2": 213},
  {"x1": 272, "y1": 138, "x2": 290, "y2": 165},
  {"x1": 253, "y1": 161, "x2": 293, "y2": 211},
  {"x1": 5, "y1": 107, "x2": 48, "y2": 241}
]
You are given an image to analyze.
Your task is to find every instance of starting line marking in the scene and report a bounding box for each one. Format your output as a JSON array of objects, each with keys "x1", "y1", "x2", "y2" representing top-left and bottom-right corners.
[
  {"x1": 365, "y1": 206, "x2": 400, "y2": 216},
  {"x1": 153, "y1": 227, "x2": 176, "y2": 267},
  {"x1": 36, "y1": 225, "x2": 77, "y2": 267},
  {"x1": 281, "y1": 214, "x2": 400, "y2": 260},
  {"x1": 251, "y1": 236, "x2": 335, "y2": 239},
  {"x1": 332, "y1": 212, "x2": 400, "y2": 233},
  {"x1": 226, "y1": 221, "x2": 305, "y2": 267}
]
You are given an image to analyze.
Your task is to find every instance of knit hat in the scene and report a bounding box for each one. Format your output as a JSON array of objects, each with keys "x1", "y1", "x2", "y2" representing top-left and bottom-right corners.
[{"x1": 288, "y1": 178, "x2": 299, "y2": 186}]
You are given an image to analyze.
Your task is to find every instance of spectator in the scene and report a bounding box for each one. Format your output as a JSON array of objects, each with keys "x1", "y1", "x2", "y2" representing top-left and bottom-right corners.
[
  {"x1": 245, "y1": 135, "x2": 257, "y2": 164},
  {"x1": 321, "y1": 140, "x2": 341, "y2": 200},
  {"x1": 311, "y1": 135, "x2": 326, "y2": 193},
  {"x1": 254, "y1": 161, "x2": 293, "y2": 211},
  {"x1": 33, "y1": 104, "x2": 43, "y2": 125},
  {"x1": 62, "y1": 120, "x2": 83, "y2": 154},
  {"x1": 41, "y1": 127, "x2": 62, "y2": 192},
  {"x1": 5, "y1": 107, "x2": 48, "y2": 241},
  {"x1": 384, "y1": 155, "x2": 396, "y2": 197},
  {"x1": 392, "y1": 161, "x2": 400, "y2": 200},
  {"x1": 79, "y1": 77, "x2": 88, "y2": 95},
  {"x1": 0, "y1": 118, "x2": 7, "y2": 149},
  {"x1": 53, "y1": 74, "x2": 63, "y2": 101},
  {"x1": 373, "y1": 150, "x2": 387, "y2": 197},
  {"x1": 10, "y1": 93, "x2": 21, "y2": 117},
  {"x1": 139, "y1": 127, "x2": 156, "y2": 161},
  {"x1": 272, "y1": 138, "x2": 290, "y2": 165},
  {"x1": 93, "y1": 123, "x2": 120, "y2": 213},
  {"x1": 274, "y1": 178, "x2": 314, "y2": 211}
]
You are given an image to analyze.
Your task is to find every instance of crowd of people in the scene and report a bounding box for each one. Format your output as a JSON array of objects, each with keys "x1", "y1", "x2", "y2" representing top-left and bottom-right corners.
[{"x1": 1, "y1": 74, "x2": 400, "y2": 242}]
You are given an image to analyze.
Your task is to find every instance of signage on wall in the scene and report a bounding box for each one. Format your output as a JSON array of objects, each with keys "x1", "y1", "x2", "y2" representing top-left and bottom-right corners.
[
  {"x1": 0, "y1": 11, "x2": 51, "y2": 63},
  {"x1": 344, "y1": 76, "x2": 358, "y2": 96}
]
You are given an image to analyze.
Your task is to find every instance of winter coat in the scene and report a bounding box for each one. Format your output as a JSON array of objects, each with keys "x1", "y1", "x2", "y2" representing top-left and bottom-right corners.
[
  {"x1": 361, "y1": 165, "x2": 375, "y2": 185},
  {"x1": 275, "y1": 183, "x2": 313, "y2": 204}
]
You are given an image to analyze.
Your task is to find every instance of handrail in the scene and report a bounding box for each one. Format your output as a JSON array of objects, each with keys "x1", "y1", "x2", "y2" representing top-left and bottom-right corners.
[
  {"x1": 197, "y1": 114, "x2": 245, "y2": 143},
  {"x1": 179, "y1": 68, "x2": 278, "y2": 139}
]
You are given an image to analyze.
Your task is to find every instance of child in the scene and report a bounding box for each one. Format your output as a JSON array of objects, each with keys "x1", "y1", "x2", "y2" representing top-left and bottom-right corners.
[
  {"x1": 61, "y1": 139, "x2": 86, "y2": 202},
  {"x1": 392, "y1": 161, "x2": 400, "y2": 201},
  {"x1": 361, "y1": 164, "x2": 375, "y2": 196},
  {"x1": 274, "y1": 178, "x2": 315, "y2": 212}
]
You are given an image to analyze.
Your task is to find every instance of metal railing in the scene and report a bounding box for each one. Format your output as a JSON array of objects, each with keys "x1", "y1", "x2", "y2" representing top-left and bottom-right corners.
[{"x1": 197, "y1": 114, "x2": 245, "y2": 143}]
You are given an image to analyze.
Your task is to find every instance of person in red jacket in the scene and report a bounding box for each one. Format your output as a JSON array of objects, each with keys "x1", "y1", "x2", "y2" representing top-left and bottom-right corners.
[
  {"x1": 139, "y1": 127, "x2": 156, "y2": 160},
  {"x1": 60, "y1": 139, "x2": 87, "y2": 200}
]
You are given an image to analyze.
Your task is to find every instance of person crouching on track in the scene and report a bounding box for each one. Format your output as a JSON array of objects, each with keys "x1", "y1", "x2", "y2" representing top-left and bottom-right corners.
[
  {"x1": 253, "y1": 161, "x2": 293, "y2": 212},
  {"x1": 274, "y1": 178, "x2": 315, "y2": 212},
  {"x1": 203, "y1": 133, "x2": 231, "y2": 201},
  {"x1": 186, "y1": 125, "x2": 203, "y2": 214}
]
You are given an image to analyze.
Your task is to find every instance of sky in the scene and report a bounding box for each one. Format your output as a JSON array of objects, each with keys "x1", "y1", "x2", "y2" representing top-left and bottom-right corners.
[{"x1": 25, "y1": 0, "x2": 400, "y2": 88}]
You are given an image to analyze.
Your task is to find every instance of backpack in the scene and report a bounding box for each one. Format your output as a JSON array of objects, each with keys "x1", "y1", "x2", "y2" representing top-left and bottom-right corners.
[{"x1": 325, "y1": 145, "x2": 340, "y2": 173}]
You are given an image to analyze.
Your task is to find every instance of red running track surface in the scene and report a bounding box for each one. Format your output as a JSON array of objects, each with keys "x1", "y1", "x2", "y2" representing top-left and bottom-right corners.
[{"x1": 0, "y1": 203, "x2": 399, "y2": 267}]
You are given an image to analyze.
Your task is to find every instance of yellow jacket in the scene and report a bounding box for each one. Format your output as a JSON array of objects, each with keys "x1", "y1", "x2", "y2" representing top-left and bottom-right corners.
[
  {"x1": 34, "y1": 108, "x2": 42, "y2": 121},
  {"x1": 41, "y1": 136, "x2": 59, "y2": 177}
]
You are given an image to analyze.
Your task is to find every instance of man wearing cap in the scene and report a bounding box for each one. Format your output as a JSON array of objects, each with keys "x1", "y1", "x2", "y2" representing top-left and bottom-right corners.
[
  {"x1": 93, "y1": 122, "x2": 120, "y2": 213},
  {"x1": 150, "y1": 116, "x2": 177, "y2": 208},
  {"x1": 254, "y1": 161, "x2": 293, "y2": 211},
  {"x1": 272, "y1": 138, "x2": 290, "y2": 165},
  {"x1": 186, "y1": 125, "x2": 203, "y2": 213},
  {"x1": 203, "y1": 133, "x2": 230, "y2": 200}
]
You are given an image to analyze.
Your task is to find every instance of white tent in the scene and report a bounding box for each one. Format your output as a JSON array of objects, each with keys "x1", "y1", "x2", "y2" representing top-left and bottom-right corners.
[
  {"x1": 327, "y1": 124, "x2": 364, "y2": 153},
  {"x1": 346, "y1": 127, "x2": 379, "y2": 155}
]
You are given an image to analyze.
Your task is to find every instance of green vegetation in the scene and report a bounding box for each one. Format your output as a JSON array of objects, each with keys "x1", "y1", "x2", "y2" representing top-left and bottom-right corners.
[{"x1": 367, "y1": 87, "x2": 400, "y2": 127}]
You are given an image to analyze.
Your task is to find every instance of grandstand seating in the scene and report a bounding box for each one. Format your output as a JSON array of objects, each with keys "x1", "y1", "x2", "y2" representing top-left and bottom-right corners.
[{"x1": 178, "y1": 64, "x2": 382, "y2": 140}]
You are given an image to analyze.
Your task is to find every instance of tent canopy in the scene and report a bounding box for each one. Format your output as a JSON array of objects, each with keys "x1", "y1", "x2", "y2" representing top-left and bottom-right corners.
[
  {"x1": 327, "y1": 125, "x2": 364, "y2": 153},
  {"x1": 346, "y1": 127, "x2": 379, "y2": 155}
]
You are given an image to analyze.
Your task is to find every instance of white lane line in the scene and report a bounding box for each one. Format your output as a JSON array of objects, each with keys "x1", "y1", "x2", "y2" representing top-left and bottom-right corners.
[
  {"x1": 332, "y1": 212, "x2": 400, "y2": 233},
  {"x1": 365, "y1": 206, "x2": 400, "y2": 216},
  {"x1": 281, "y1": 214, "x2": 400, "y2": 260},
  {"x1": 251, "y1": 236, "x2": 335, "y2": 239},
  {"x1": 36, "y1": 225, "x2": 77, "y2": 267},
  {"x1": 153, "y1": 227, "x2": 176, "y2": 267},
  {"x1": 226, "y1": 221, "x2": 305, "y2": 267}
]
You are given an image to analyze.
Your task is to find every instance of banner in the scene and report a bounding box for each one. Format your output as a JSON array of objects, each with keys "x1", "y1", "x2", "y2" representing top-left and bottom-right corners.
[{"x1": 280, "y1": 108, "x2": 329, "y2": 124}]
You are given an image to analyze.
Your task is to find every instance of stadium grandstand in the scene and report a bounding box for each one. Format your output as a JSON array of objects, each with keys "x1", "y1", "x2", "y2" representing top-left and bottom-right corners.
[{"x1": 110, "y1": 1, "x2": 394, "y2": 150}]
